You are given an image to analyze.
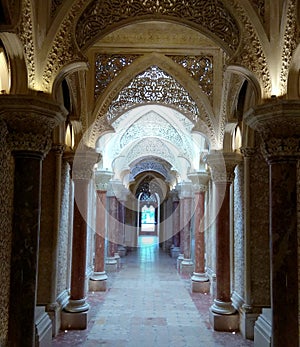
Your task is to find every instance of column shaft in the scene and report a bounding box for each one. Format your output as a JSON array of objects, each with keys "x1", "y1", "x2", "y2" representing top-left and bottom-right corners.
[
  {"x1": 215, "y1": 182, "x2": 231, "y2": 302},
  {"x1": 270, "y1": 160, "x2": 298, "y2": 347},
  {"x1": 94, "y1": 191, "x2": 106, "y2": 273},
  {"x1": 69, "y1": 179, "x2": 89, "y2": 303},
  {"x1": 194, "y1": 191, "x2": 205, "y2": 274},
  {"x1": 8, "y1": 152, "x2": 42, "y2": 347}
]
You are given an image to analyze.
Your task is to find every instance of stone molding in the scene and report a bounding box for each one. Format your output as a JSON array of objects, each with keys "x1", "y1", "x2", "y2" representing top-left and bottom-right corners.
[
  {"x1": 0, "y1": 94, "x2": 67, "y2": 157},
  {"x1": 244, "y1": 100, "x2": 300, "y2": 162},
  {"x1": 206, "y1": 151, "x2": 242, "y2": 183}
]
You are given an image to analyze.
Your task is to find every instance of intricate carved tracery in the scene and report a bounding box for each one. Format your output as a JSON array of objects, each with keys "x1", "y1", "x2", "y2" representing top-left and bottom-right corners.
[
  {"x1": 75, "y1": 0, "x2": 240, "y2": 52},
  {"x1": 169, "y1": 55, "x2": 213, "y2": 100},
  {"x1": 130, "y1": 161, "x2": 170, "y2": 181},
  {"x1": 107, "y1": 66, "x2": 199, "y2": 123},
  {"x1": 95, "y1": 54, "x2": 139, "y2": 98}
]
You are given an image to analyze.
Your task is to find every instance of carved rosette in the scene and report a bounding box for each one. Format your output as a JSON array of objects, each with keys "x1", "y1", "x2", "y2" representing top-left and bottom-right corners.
[
  {"x1": 244, "y1": 100, "x2": 300, "y2": 163},
  {"x1": 0, "y1": 95, "x2": 67, "y2": 157},
  {"x1": 206, "y1": 151, "x2": 242, "y2": 183},
  {"x1": 72, "y1": 148, "x2": 100, "y2": 180}
]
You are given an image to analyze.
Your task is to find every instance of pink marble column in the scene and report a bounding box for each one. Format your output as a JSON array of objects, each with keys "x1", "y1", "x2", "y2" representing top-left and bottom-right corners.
[
  {"x1": 0, "y1": 95, "x2": 66, "y2": 347},
  {"x1": 171, "y1": 190, "x2": 181, "y2": 258},
  {"x1": 106, "y1": 191, "x2": 119, "y2": 271},
  {"x1": 63, "y1": 149, "x2": 99, "y2": 329},
  {"x1": 207, "y1": 151, "x2": 242, "y2": 331},
  {"x1": 245, "y1": 100, "x2": 300, "y2": 347},
  {"x1": 89, "y1": 190, "x2": 107, "y2": 291},
  {"x1": 178, "y1": 182, "x2": 194, "y2": 275}
]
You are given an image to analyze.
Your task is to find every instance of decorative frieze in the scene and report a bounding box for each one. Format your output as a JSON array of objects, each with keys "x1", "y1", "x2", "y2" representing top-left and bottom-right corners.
[{"x1": 72, "y1": 148, "x2": 100, "y2": 180}]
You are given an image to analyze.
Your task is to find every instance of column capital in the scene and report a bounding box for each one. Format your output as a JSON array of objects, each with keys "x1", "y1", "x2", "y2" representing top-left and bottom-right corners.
[
  {"x1": 95, "y1": 170, "x2": 114, "y2": 191},
  {"x1": 206, "y1": 151, "x2": 242, "y2": 183},
  {"x1": 72, "y1": 147, "x2": 100, "y2": 180},
  {"x1": 106, "y1": 179, "x2": 128, "y2": 200},
  {"x1": 177, "y1": 181, "x2": 194, "y2": 199},
  {"x1": 0, "y1": 94, "x2": 67, "y2": 157},
  {"x1": 240, "y1": 147, "x2": 257, "y2": 158},
  {"x1": 244, "y1": 100, "x2": 300, "y2": 162},
  {"x1": 188, "y1": 171, "x2": 210, "y2": 192}
]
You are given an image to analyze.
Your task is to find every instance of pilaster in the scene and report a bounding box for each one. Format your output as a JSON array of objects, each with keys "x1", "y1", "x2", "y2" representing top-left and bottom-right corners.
[
  {"x1": 0, "y1": 94, "x2": 66, "y2": 347},
  {"x1": 206, "y1": 151, "x2": 242, "y2": 332},
  {"x1": 245, "y1": 100, "x2": 300, "y2": 347}
]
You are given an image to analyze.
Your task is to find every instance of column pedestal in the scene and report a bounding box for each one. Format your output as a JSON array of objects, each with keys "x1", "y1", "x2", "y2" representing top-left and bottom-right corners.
[
  {"x1": 191, "y1": 272, "x2": 210, "y2": 293},
  {"x1": 105, "y1": 257, "x2": 118, "y2": 272},
  {"x1": 254, "y1": 308, "x2": 272, "y2": 347},
  {"x1": 89, "y1": 271, "x2": 108, "y2": 291},
  {"x1": 171, "y1": 246, "x2": 180, "y2": 259},
  {"x1": 177, "y1": 253, "x2": 184, "y2": 271},
  {"x1": 35, "y1": 306, "x2": 52, "y2": 346},
  {"x1": 209, "y1": 307, "x2": 239, "y2": 332},
  {"x1": 240, "y1": 305, "x2": 260, "y2": 340},
  {"x1": 180, "y1": 258, "x2": 194, "y2": 275}
]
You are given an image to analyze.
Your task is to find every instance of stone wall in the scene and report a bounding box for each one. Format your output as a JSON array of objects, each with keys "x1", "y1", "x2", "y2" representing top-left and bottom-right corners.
[{"x1": 0, "y1": 125, "x2": 13, "y2": 347}]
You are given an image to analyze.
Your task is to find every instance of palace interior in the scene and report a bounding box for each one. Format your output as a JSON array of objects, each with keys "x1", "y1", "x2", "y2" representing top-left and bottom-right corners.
[{"x1": 0, "y1": 1, "x2": 300, "y2": 346}]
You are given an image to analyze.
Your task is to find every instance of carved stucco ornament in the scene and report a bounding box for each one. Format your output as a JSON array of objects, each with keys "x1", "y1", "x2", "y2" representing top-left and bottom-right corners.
[
  {"x1": 0, "y1": 95, "x2": 67, "y2": 157},
  {"x1": 244, "y1": 100, "x2": 300, "y2": 162},
  {"x1": 75, "y1": 0, "x2": 240, "y2": 53}
]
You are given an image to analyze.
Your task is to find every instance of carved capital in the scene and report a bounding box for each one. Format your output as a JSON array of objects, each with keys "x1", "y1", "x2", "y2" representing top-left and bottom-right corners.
[
  {"x1": 240, "y1": 147, "x2": 257, "y2": 158},
  {"x1": 244, "y1": 100, "x2": 300, "y2": 162},
  {"x1": 206, "y1": 151, "x2": 242, "y2": 183},
  {"x1": 0, "y1": 94, "x2": 67, "y2": 157},
  {"x1": 72, "y1": 148, "x2": 100, "y2": 180},
  {"x1": 95, "y1": 170, "x2": 114, "y2": 191},
  {"x1": 177, "y1": 181, "x2": 194, "y2": 199},
  {"x1": 52, "y1": 144, "x2": 66, "y2": 156}
]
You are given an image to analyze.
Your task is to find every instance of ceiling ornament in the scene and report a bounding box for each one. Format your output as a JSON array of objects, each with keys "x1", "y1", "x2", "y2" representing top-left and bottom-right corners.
[
  {"x1": 95, "y1": 54, "x2": 140, "y2": 99},
  {"x1": 107, "y1": 66, "x2": 199, "y2": 123},
  {"x1": 130, "y1": 161, "x2": 170, "y2": 181},
  {"x1": 168, "y1": 55, "x2": 213, "y2": 100},
  {"x1": 75, "y1": 0, "x2": 240, "y2": 53}
]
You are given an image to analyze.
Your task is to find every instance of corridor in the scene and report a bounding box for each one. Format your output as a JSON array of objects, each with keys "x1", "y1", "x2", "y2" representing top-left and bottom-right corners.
[{"x1": 52, "y1": 237, "x2": 254, "y2": 347}]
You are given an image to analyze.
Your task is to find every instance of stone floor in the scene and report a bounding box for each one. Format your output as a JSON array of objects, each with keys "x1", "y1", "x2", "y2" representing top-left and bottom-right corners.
[{"x1": 52, "y1": 236, "x2": 254, "y2": 347}]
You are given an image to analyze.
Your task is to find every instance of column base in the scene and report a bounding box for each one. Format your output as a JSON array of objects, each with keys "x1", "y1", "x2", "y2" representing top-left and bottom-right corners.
[
  {"x1": 114, "y1": 253, "x2": 121, "y2": 269},
  {"x1": 240, "y1": 305, "x2": 260, "y2": 340},
  {"x1": 46, "y1": 302, "x2": 60, "y2": 337},
  {"x1": 118, "y1": 245, "x2": 127, "y2": 257},
  {"x1": 254, "y1": 308, "x2": 272, "y2": 347},
  {"x1": 211, "y1": 299, "x2": 236, "y2": 315},
  {"x1": 105, "y1": 257, "x2": 118, "y2": 272},
  {"x1": 35, "y1": 306, "x2": 52, "y2": 346},
  {"x1": 171, "y1": 246, "x2": 181, "y2": 259},
  {"x1": 61, "y1": 309, "x2": 91, "y2": 330},
  {"x1": 177, "y1": 254, "x2": 184, "y2": 271},
  {"x1": 209, "y1": 307, "x2": 239, "y2": 332},
  {"x1": 180, "y1": 259, "x2": 194, "y2": 275},
  {"x1": 191, "y1": 272, "x2": 210, "y2": 293},
  {"x1": 89, "y1": 271, "x2": 108, "y2": 292}
]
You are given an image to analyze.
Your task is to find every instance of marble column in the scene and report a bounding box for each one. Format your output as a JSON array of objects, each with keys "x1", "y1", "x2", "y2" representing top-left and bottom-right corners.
[
  {"x1": 189, "y1": 172, "x2": 210, "y2": 293},
  {"x1": 89, "y1": 170, "x2": 112, "y2": 291},
  {"x1": 207, "y1": 151, "x2": 242, "y2": 332},
  {"x1": 105, "y1": 182, "x2": 119, "y2": 272},
  {"x1": 171, "y1": 190, "x2": 181, "y2": 258},
  {"x1": 89, "y1": 190, "x2": 108, "y2": 291},
  {"x1": 62, "y1": 148, "x2": 99, "y2": 329},
  {"x1": 0, "y1": 94, "x2": 66, "y2": 347},
  {"x1": 245, "y1": 100, "x2": 300, "y2": 347},
  {"x1": 178, "y1": 182, "x2": 194, "y2": 275}
]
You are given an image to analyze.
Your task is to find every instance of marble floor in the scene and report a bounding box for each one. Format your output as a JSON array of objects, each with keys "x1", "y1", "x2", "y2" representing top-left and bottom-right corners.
[{"x1": 52, "y1": 236, "x2": 254, "y2": 347}]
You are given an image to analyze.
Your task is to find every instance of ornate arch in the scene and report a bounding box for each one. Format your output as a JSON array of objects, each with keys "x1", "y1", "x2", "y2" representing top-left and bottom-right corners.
[
  {"x1": 75, "y1": 0, "x2": 240, "y2": 54},
  {"x1": 89, "y1": 53, "x2": 216, "y2": 147}
]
